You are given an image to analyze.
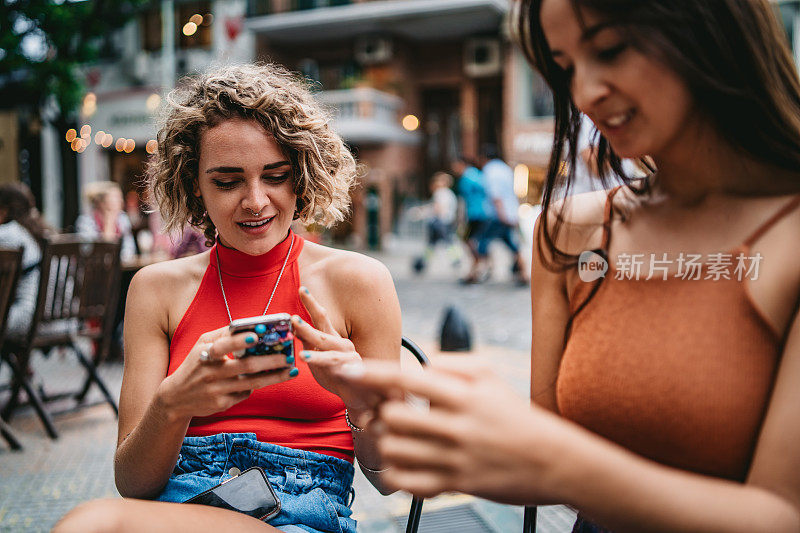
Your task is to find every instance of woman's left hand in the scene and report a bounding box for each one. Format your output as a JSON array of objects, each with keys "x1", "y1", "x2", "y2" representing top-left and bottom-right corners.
[
  {"x1": 291, "y1": 287, "x2": 379, "y2": 415},
  {"x1": 339, "y1": 358, "x2": 574, "y2": 505}
]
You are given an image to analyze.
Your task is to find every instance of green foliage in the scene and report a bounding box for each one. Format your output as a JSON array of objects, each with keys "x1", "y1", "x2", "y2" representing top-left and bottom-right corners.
[{"x1": 0, "y1": 0, "x2": 150, "y2": 118}]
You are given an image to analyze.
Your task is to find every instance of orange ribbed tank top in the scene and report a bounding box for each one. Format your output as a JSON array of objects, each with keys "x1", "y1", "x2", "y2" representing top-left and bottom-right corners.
[
  {"x1": 167, "y1": 232, "x2": 354, "y2": 461},
  {"x1": 558, "y1": 188, "x2": 800, "y2": 481}
]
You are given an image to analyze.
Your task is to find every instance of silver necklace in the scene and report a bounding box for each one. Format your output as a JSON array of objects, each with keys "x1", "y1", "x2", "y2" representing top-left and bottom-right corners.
[{"x1": 215, "y1": 233, "x2": 295, "y2": 322}]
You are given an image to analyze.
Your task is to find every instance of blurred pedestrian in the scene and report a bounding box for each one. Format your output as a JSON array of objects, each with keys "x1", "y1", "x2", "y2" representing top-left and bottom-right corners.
[
  {"x1": 479, "y1": 144, "x2": 528, "y2": 284},
  {"x1": 413, "y1": 172, "x2": 461, "y2": 273},
  {"x1": 0, "y1": 183, "x2": 51, "y2": 339},
  {"x1": 76, "y1": 181, "x2": 136, "y2": 261},
  {"x1": 452, "y1": 156, "x2": 492, "y2": 283},
  {"x1": 335, "y1": 0, "x2": 800, "y2": 531}
]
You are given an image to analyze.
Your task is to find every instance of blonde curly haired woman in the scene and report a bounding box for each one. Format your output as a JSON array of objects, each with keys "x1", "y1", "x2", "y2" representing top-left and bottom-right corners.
[{"x1": 55, "y1": 63, "x2": 401, "y2": 533}]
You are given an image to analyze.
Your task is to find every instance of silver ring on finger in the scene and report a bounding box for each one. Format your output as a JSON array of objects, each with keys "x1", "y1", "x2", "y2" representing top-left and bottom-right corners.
[{"x1": 199, "y1": 349, "x2": 211, "y2": 363}]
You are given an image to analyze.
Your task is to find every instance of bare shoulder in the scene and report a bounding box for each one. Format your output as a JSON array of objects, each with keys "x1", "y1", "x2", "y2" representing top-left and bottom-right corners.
[
  {"x1": 541, "y1": 189, "x2": 615, "y2": 256},
  {"x1": 300, "y1": 241, "x2": 394, "y2": 292},
  {"x1": 126, "y1": 252, "x2": 210, "y2": 331},
  {"x1": 130, "y1": 251, "x2": 210, "y2": 294}
]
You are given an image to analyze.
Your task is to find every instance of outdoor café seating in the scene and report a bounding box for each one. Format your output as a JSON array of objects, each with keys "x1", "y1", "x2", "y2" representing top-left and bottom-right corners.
[
  {"x1": 0, "y1": 247, "x2": 25, "y2": 450},
  {"x1": 0, "y1": 235, "x2": 121, "y2": 440}
]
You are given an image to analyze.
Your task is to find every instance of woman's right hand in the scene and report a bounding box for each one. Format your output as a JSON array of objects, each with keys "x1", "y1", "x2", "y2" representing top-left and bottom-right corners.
[{"x1": 155, "y1": 326, "x2": 298, "y2": 420}]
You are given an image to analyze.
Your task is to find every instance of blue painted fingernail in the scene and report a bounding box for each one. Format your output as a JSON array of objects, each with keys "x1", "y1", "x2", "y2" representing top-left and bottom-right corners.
[
  {"x1": 285, "y1": 355, "x2": 295, "y2": 364},
  {"x1": 289, "y1": 367, "x2": 299, "y2": 378},
  {"x1": 245, "y1": 335, "x2": 256, "y2": 344},
  {"x1": 301, "y1": 351, "x2": 312, "y2": 360},
  {"x1": 254, "y1": 324, "x2": 267, "y2": 335}
]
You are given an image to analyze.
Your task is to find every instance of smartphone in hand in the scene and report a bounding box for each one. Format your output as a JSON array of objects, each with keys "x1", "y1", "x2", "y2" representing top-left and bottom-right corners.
[
  {"x1": 229, "y1": 313, "x2": 294, "y2": 360},
  {"x1": 184, "y1": 466, "x2": 281, "y2": 520}
]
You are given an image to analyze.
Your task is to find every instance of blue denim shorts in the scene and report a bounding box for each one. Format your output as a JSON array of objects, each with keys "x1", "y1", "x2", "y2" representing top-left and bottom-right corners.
[{"x1": 156, "y1": 433, "x2": 356, "y2": 533}]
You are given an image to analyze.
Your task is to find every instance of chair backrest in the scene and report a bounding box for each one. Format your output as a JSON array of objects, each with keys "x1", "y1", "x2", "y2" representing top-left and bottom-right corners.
[
  {"x1": 0, "y1": 247, "x2": 24, "y2": 347},
  {"x1": 25, "y1": 235, "x2": 121, "y2": 353},
  {"x1": 400, "y1": 336, "x2": 429, "y2": 533}
]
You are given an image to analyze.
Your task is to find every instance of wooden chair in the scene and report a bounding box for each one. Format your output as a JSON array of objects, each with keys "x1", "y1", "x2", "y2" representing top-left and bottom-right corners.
[
  {"x1": 0, "y1": 247, "x2": 25, "y2": 450},
  {"x1": 1, "y1": 235, "x2": 122, "y2": 439}
]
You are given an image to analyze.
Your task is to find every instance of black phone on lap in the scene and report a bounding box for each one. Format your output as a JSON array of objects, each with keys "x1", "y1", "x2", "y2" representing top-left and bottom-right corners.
[{"x1": 183, "y1": 467, "x2": 281, "y2": 520}]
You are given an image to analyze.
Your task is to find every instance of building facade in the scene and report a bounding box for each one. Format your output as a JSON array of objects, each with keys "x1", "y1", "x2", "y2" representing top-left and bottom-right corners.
[{"x1": 73, "y1": 0, "x2": 254, "y2": 225}]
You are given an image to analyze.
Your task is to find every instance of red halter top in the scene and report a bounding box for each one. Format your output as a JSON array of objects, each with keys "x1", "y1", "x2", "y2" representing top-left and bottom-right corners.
[{"x1": 167, "y1": 232, "x2": 354, "y2": 461}]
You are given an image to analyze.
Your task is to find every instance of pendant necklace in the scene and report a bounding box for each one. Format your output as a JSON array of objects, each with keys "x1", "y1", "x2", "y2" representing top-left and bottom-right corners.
[{"x1": 215, "y1": 233, "x2": 295, "y2": 322}]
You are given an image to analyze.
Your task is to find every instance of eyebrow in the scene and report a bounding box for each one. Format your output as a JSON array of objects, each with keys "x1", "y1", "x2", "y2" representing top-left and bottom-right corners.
[
  {"x1": 205, "y1": 161, "x2": 291, "y2": 174},
  {"x1": 550, "y1": 21, "x2": 617, "y2": 59}
]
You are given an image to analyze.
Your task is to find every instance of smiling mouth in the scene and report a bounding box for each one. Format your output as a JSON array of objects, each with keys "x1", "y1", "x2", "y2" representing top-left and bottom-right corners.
[
  {"x1": 603, "y1": 110, "x2": 635, "y2": 129},
  {"x1": 237, "y1": 216, "x2": 275, "y2": 229}
]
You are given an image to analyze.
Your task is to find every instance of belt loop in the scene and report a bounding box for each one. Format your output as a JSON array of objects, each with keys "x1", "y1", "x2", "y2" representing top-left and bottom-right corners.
[
  {"x1": 283, "y1": 465, "x2": 298, "y2": 493},
  {"x1": 346, "y1": 487, "x2": 355, "y2": 508}
]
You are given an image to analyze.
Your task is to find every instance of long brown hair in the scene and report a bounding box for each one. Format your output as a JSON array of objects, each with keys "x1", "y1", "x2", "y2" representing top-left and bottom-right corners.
[
  {"x1": 514, "y1": 0, "x2": 800, "y2": 268},
  {"x1": 0, "y1": 183, "x2": 50, "y2": 246}
]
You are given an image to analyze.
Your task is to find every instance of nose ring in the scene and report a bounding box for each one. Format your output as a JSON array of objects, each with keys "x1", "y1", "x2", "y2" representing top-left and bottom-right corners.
[{"x1": 246, "y1": 208, "x2": 262, "y2": 217}]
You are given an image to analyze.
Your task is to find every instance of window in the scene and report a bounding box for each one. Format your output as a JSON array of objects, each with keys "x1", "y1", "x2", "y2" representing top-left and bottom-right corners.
[
  {"x1": 520, "y1": 60, "x2": 554, "y2": 119},
  {"x1": 141, "y1": 8, "x2": 162, "y2": 52},
  {"x1": 139, "y1": 3, "x2": 213, "y2": 52},
  {"x1": 776, "y1": 1, "x2": 800, "y2": 56},
  {"x1": 177, "y1": 2, "x2": 213, "y2": 50}
]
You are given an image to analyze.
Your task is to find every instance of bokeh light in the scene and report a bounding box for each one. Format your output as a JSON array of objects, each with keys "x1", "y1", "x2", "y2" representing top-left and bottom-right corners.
[
  {"x1": 146, "y1": 93, "x2": 161, "y2": 112},
  {"x1": 80, "y1": 125, "x2": 91, "y2": 138},
  {"x1": 514, "y1": 164, "x2": 529, "y2": 199},
  {"x1": 145, "y1": 139, "x2": 158, "y2": 154},
  {"x1": 102, "y1": 134, "x2": 113, "y2": 148},
  {"x1": 189, "y1": 13, "x2": 203, "y2": 25},
  {"x1": 401, "y1": 114, "x2": 419, "y2": 131},
  {"x1": 115, "y1": 138, "x2": 125, "y2": 152},
  {"x1": 123, "y1": 139, "x2": 135, "y2": 153},
  {"x1": 65, "y1": 129, "x2": 77, "y2": 143},
  {"x1": 95, "y1": 131, "x2": 105, "y2": 145},
  {"x1": 183, "y1": 22, "x2": 198, "y2": 36}
]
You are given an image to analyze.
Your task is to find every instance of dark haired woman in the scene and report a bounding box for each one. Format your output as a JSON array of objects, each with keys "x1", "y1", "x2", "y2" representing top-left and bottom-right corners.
[
  {"x1": 0, "y1": 182, "x2": 50, "y2": 339},
  {"x1": 342, "y1": 1, "x2": 800, "y2": 531}
]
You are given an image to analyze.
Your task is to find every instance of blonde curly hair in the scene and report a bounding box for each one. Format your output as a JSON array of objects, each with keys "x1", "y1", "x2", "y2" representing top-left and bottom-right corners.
[{"x1": 146, "y1": 62, "x2": 358, "y2": 244}]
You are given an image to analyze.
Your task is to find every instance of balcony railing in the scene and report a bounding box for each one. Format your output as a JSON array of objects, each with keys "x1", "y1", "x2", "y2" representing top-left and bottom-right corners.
[{"x1": 316, "y1": 87, "x2": 419, "y2": 145}]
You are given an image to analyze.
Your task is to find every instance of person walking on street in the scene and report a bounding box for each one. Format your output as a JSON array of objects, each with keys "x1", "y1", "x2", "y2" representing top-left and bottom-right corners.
[
  {"x1": 452, "y1": 157, "x2": 492, "y2": 283},
  {"x1": 415, "y1": 172, "x2": 461, "y2": 273},
  {"x1": 479, "y1": 145, "x2": 528, "y2": 284}
]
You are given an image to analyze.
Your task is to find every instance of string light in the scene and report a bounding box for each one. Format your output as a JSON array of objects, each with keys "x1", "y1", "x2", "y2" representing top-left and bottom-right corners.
[{"x1": 401, "y1": 115, "x2": 419, "y2": 131}]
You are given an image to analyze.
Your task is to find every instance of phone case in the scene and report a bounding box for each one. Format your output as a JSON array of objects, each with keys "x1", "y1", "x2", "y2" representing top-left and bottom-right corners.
[
  {"x1": 229, "y1": 313, "x2": 294, "y2": 358},
  {"x1": 183, "y1": 466, "x2": 281, "y2": 521}
]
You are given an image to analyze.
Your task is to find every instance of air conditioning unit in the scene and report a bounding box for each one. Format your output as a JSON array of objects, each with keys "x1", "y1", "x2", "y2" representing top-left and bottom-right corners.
[
  {"x1": 464, "y1": 38, "x2": 502, "y2": 77},
  {"x1": 355, "y1": 36, "x2": 392, "y2": 65}
]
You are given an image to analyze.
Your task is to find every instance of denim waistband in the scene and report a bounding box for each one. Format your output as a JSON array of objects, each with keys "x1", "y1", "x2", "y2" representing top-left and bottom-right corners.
[{"x1": 177, "y1": 433, "x2": 354, "y2": 502}]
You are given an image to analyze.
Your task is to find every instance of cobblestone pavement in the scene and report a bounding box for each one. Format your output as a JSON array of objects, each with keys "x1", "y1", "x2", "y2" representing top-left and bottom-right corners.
[{"x1": 0, "y1": 236, "x2": 575, "y2": 532}]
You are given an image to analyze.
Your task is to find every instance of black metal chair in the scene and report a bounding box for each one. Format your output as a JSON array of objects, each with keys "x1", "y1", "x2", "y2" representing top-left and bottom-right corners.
[
  {"x1": 397, "y1": 339, "x2": 537, "y2": 533},
  {"x1": 523, "y1": 506, "x2": 536, "y2": 532},
  {"x1": 1, "y1": 235, "x2": 122, "y2": 439},
  {"x1": 0, "y1": 247, "x2": 25, "y2": 450},
  {"x1": 399, "y1": 336, "x2": 430, "y2": 533}
]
